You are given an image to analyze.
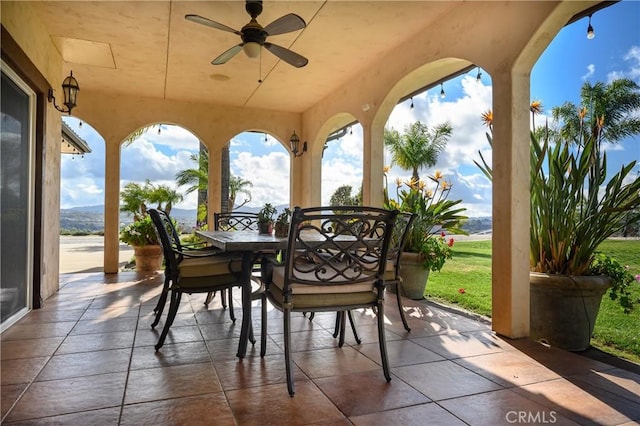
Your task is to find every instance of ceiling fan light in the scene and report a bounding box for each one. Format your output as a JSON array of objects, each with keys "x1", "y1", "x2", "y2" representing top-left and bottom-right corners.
[{"x1": 243, "y1": 42, "x2": 261, "y2": 58}]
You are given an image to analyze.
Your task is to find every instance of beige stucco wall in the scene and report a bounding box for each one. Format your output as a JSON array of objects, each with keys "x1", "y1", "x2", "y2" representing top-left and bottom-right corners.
[{"x1": 1, "y1": 1, "x2": 64, "y2": 301}]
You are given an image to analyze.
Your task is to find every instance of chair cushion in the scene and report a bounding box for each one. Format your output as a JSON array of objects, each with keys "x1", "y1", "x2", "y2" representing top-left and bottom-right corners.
[
  {"x1": 178, "y1": 255, "x2": 242, "y2": 278},
  {"x1": 177, "y1": 273, "x2": 240, "y2": 290},
  {"x1": 267, "y1": 281, "x2": 378, "y2": 310}
]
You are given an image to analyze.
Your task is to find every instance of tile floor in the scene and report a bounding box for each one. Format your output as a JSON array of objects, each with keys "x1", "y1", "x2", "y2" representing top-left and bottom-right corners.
[{"x1": 2, "y1": 271, "x2": 640, "y2": 425}]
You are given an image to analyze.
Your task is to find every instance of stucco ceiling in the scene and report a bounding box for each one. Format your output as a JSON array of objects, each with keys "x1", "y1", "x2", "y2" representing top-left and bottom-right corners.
[
  {"x1": 35, "y1": 1, "x2": 466, "y2": 113},
  {"x1": 33, "y1": 1, "x2": 608, "y2": 115}
]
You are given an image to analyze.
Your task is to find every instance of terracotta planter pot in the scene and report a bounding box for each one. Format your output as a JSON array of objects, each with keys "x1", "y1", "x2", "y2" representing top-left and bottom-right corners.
[
  {"x1": 397, "y1": 252, "x2": 430, "y2": 300},
  {"x1": 133, "y1": 245, "x2": 163, "y2": 271},
  {"x1": 274, "y1": 223, "x2": 289, "y2": 238},
  {"x1": 258, "y1": 222, "x2": 273, "y2": 234},
  {"x1": 530, "y1": 272, "x2": 611, "y2": 351}
]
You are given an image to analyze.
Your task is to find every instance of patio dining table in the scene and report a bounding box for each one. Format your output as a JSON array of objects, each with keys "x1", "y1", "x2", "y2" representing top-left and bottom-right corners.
[{"x1": 195, "y1": 230, "x2": 289, "y2": 358}]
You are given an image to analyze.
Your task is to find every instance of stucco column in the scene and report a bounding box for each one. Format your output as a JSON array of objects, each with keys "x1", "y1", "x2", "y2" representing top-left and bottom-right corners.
[
  {"x1": 490, "y1": 70, "x2": 531, "y2": 338},
  {"x1": 207, "y1": 147, "x2": 222, "y2": 226},
  {"x1": 361, "y1": 121, "x2": 384, "y2": 207},
  {"x1": 290, "y1": 131, "x2": 321, "y2": 208},
  {"x1": 290, "y1": 152, "x2": 304, "y2": 208},
  {"x1": 103, "y1": 140, "x2": 121, "y2": 274}
]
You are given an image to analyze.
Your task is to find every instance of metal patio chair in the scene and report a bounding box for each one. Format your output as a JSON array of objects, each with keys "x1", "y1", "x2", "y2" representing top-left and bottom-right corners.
[{"x1": 259, "y1": 206, "x2": 398, "y2": 396}]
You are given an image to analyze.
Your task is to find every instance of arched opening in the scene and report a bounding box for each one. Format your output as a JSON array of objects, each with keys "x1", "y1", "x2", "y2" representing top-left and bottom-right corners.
[
  {"x1": 226, "y1": 130, "x2": 290, "y2": 212},
  {"x1": 117, "y1": 123, "x2": 203, "y2": 269},
  {"x1": 59, "y1": 117, "x2": 134, "y2": 273},
  {"x1": 371, "y1": 59, "x2": 495, "y2": 315},
  {"x1": 321, "y1": 121, "x2": 363, "y2": 206}
]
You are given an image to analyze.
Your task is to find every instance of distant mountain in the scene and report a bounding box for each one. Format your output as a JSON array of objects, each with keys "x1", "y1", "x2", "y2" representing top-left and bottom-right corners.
[
  {"x1": 67, "y1": 204, "x2": 104, "y2": 213},
  {"x1": 61, "y1": 205, "x2": 492, "y2": 235},
  {"x1": 61, "y1": 205, "x2": 199, "y2": 233},
  {"x1": 60, "y1": 204, "x2": 287, "y2": 234}
]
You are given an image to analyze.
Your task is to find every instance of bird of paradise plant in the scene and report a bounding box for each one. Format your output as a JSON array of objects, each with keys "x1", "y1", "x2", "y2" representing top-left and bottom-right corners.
[
  {"x1": 475, "y1": 99, "x2": 640, "y2": 312},
  {"x1": 383, "y1": 168, "x2": 467, "y2": 271}
]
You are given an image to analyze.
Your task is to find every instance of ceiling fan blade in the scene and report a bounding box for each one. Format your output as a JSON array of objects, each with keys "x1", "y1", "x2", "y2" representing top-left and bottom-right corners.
[
  {"x1": 264, "y1": 13, "x2": 306, "y2": 36},
  {"x1": 212, "y1": 44, "x2": 243, "y2": 65},
  {"x1": 185, "y1": 14, "x2": 241, "y2": 35},
  {"x1": 264, "y1": 42, "x2": 308, "y2": 68}
]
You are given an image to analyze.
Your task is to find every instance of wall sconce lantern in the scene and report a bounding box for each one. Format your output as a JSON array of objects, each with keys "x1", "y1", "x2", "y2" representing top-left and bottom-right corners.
[
  {"x1": 48, "y1": 71, "x2": 79, "y2": 115},
  {"x1": 289, "y1": 131, "x2": 307, "y2": 157}
]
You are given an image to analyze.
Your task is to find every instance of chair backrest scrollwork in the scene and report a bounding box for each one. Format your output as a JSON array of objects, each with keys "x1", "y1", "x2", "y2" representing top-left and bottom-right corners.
[
  {"x1": 282, "y1": 206, "x2": 399, "y2": 293},
  {"x1": 214, "y1": 212, "x2": 260, "y2": 231}
]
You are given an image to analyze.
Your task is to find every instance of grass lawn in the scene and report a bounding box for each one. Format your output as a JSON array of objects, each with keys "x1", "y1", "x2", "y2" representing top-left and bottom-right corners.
[{"x1": 425, "y1": 238, "x2": 640, "y2": 364}]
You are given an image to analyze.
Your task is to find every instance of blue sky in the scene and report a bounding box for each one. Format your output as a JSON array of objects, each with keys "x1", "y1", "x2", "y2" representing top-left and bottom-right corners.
[{"x1": 61, "y1": 0, "x2": 640, "y2": 218}]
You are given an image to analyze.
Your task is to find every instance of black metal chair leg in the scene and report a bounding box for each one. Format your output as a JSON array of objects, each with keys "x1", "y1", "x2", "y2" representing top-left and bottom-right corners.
[
  {"x1": 204, "y1": 291, "x2": 214, "y2": 306},
  {"x1": 228, "y1": 288, "x2": 236, "y2": 322},
  {"x1": 396, "y1": 283, "x2": 411, "y2": 332},
  {"x1": 332, "y1": 312, "x2": 340, "y2": 338},
  {"x1": 284, "y1": 309, "x2": 295, "y2": 396},
  {"x1": 376, "y1": 302, "x2": 391, "y2": 382},
  {"x1": 220, "y1": 289, "x2": 227, "y2": 308},
  {"x1": 155, "y1": 291, "x2": 182, "y2": 351},
  {"x1": 153, "y1": 275, "x2": 170, "y2": 313},
  {"x1": 338, "y1": 311, "x2": 346, "y2": 348},
  {"x1": 260, "y1": 293, "x2": 267, "y2": 357},
  {"x1": 151, "y1": 276, "x2": 170, "y2": 328},
  {"x1": 249, "y1": 323, "x2": 256, "y2": 345},
  {"x1": 347, "y1": 310, "x2": 362, "y2": 344}
]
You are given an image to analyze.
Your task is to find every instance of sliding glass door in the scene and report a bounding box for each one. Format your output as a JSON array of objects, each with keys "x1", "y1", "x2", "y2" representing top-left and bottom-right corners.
[{"x1": 1, "y1": 61, "x2": 36, "y2": 330}]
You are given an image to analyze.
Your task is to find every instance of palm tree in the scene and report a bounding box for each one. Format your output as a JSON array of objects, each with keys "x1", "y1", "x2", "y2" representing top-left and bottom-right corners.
[
  {"x1": 175, "y1": 148, "x2": 253, "y2": 213},
  {"x1": 122, "y1": 124, "x2": 161, "y2": 146},
  {"x1": 384, "y1": 121, "x2": 453, "y2": 181},
  {"x1": 148, "y1": 184, "x2": 183, "y2": 216},
  {"x1": 221, "y1": 143, "x2": 230, "y2": 213},
  {"x1": 175, "y1": 150, "x2": 209, "y2": 196},
  {"x1": 121, "y1": 180, "x2": 182, "y2": 217},
  {"x1": 175, "y1": 149, "x2": 209, "y2": 225},
  {"x1": 229, "y1": 176, "x2": 253, "y2": 211},
  {"x1": 120, "y1": 181, "x2": 150, "y2": 221},
  {"x1": 551, "y1": 79, "x2": 640, "y2": 144}
]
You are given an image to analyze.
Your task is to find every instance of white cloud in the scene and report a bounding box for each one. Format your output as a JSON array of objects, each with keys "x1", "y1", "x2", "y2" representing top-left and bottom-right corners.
[
  {"x1": 380, "y1": 76, "x2": 496, "y2": 217},
  {"x1": 321, "y1": 126, "x2": 365, "y2": 203},
  {"x1": 321, "y1": 158, "x2": 363, "y2": 204},
  {"x1": 386, "y1": 75, "x2": 493, "y2": 180},
  {"x1": 607, "y1": 45, "x2": 640, "y2": 83},
  {"x1": 581, "y1": 64, "x2": 595, "y2": 81},
  {"x1": 232, "y1": 150, "x2": 290, "y2": 207}
]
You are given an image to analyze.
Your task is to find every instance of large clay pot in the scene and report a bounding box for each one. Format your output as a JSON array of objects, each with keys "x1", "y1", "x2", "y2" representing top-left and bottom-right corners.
[
  {"x1": 133, "y1": 245, "x2": 163, "y2": 271},
  {"x1": 530, "y1": 272, "x2": 611, "y2": 351},
  {"x1": 397, "y1": 252, "x2": 430, "y2": 300}
]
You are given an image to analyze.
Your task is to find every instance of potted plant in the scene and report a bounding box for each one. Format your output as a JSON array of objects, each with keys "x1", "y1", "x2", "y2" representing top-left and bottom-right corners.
[
  {"x1": 476, "y1": 94, "x2": 640, "y2": 350},
  {"x1": 274, "y1": 207, "x2": 292, "y2": 238},
  {"x1": 383, "y1": 121, "x2": 468, "y2": 299},
  {"x1": 257, "y1": 203, "x2": 277, "y2": 234},
  {"x1": 119, "y1": 215, "x2": 163, "y2": 271},
  {"x1": 119, "y1": 180, "x2": 183, "y2": 271},
  {"x1": 383, "y1": 170, "x2": 467, "y2": 299}
]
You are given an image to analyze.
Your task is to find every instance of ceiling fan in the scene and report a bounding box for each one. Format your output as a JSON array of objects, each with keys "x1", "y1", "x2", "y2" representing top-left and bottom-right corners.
[{"x1": 185, "y1": 0, "x2": 308, "y2": 68}]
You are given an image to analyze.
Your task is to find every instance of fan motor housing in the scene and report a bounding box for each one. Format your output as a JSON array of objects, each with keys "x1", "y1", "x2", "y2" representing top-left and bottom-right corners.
[
  {"x1": 241, "y1": 24, "x2": 267, "y2": 44},
  {"x1": 246, "y1": 1, "x2": 263, "y2": 18}
]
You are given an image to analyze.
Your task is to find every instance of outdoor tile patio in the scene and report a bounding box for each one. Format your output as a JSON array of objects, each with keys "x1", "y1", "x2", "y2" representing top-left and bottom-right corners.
[{"x1": 1, "y1": 271, "x2": 639, "y2": 425}]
